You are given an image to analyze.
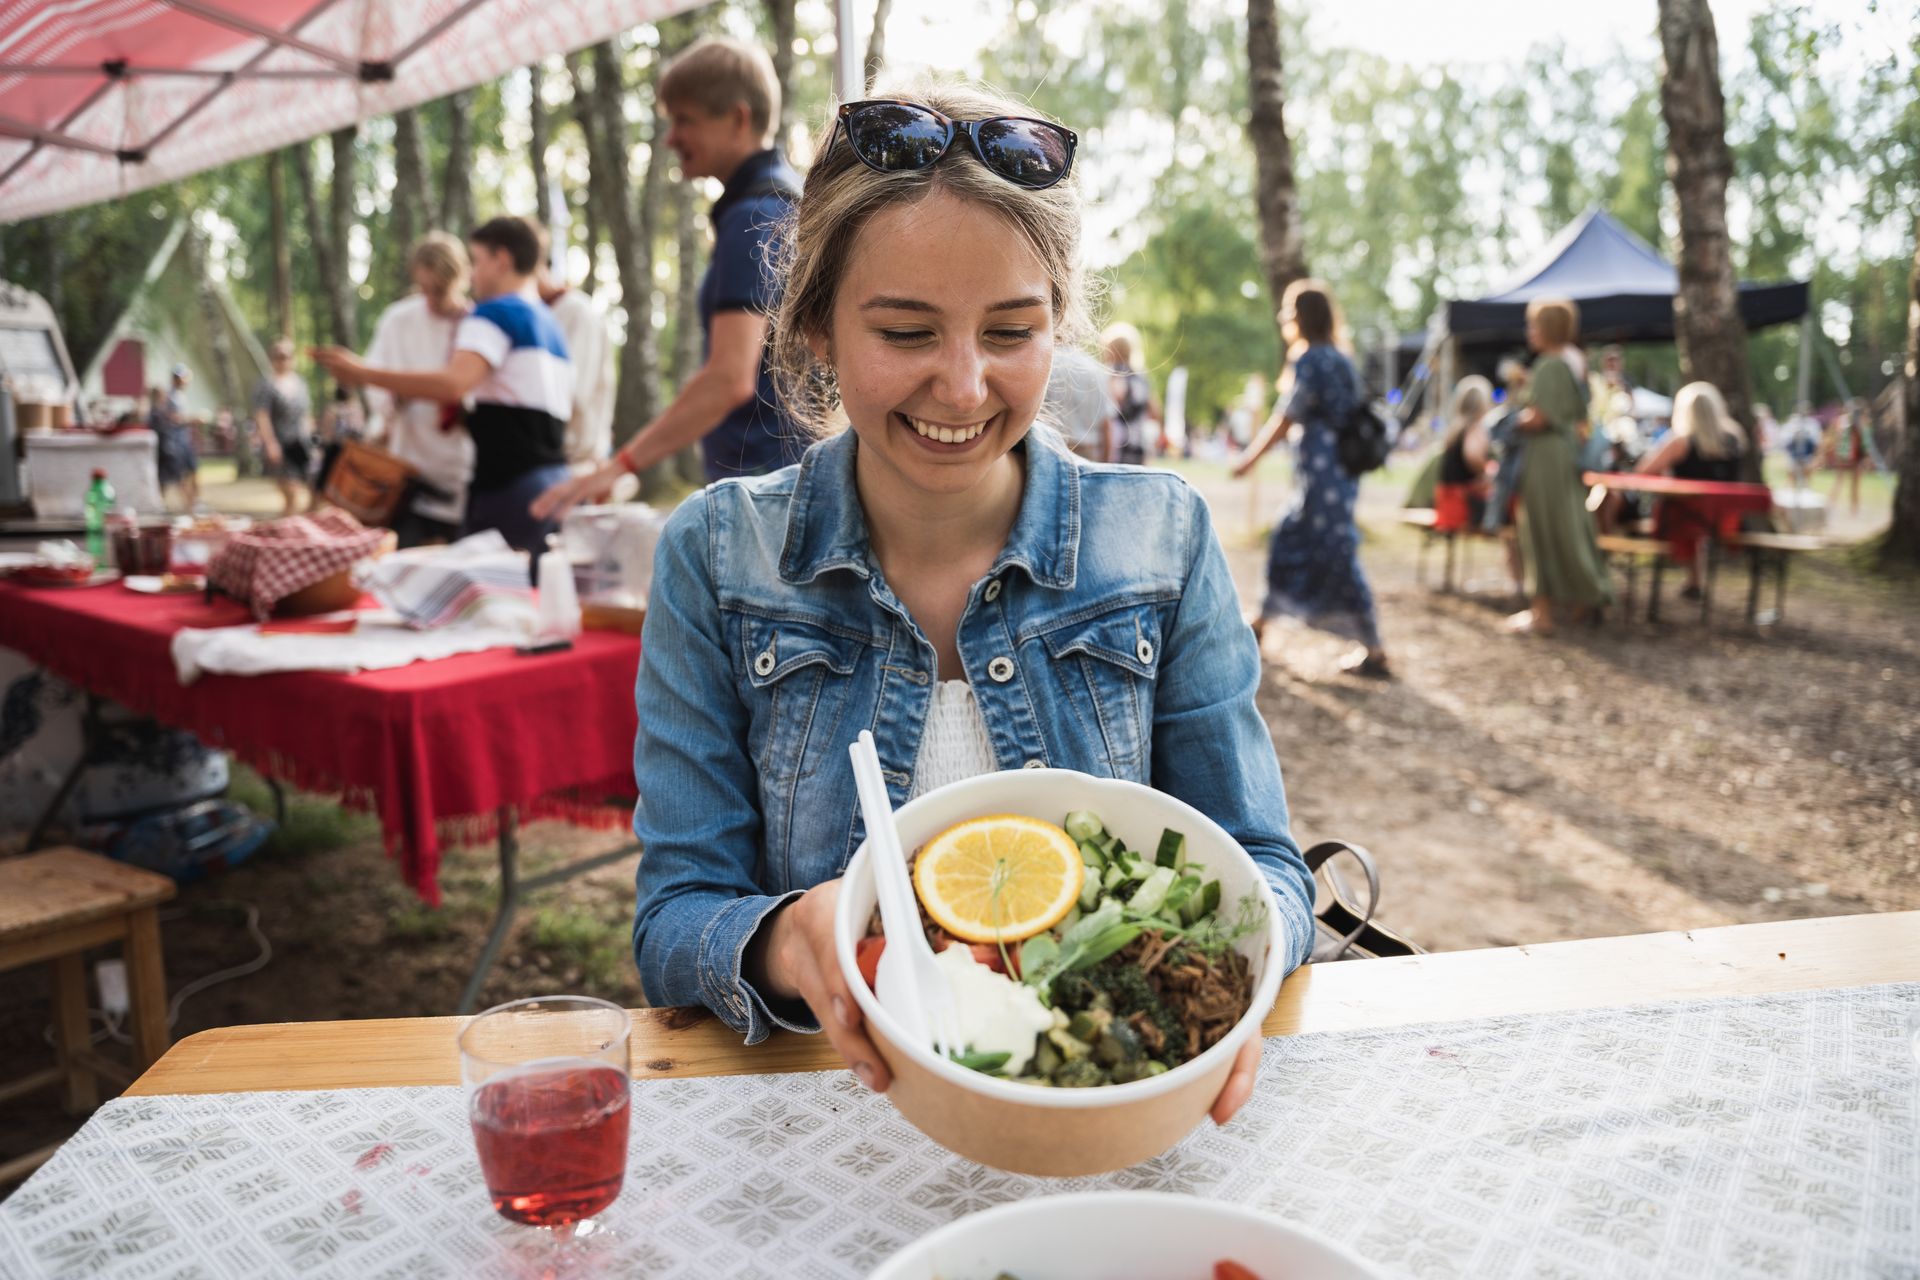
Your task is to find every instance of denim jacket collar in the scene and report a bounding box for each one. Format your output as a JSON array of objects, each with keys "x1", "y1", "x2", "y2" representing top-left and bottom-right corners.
[{"x1": 777, "y1": 427, "x2": 1080, "y2": 589}]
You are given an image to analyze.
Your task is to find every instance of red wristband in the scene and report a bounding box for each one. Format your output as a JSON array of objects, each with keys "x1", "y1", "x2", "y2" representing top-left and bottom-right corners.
[{"x1": 617, "y1": 450, "x2": 640, "y2": 476}]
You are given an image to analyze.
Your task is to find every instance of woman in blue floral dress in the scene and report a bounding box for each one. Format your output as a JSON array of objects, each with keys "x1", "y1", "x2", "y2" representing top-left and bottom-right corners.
[{"x1": 1232, "y1": 280, "x2": 1389, "y2": 677}]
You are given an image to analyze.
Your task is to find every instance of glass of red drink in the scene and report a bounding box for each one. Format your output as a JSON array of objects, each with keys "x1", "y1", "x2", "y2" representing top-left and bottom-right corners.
[{"x1": 459, "y1": 995, "x2": 632, "y2": 1242}]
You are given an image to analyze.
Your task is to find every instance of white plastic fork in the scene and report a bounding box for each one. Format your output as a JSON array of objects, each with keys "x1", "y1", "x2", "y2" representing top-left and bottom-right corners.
[{"x1": 849, "y1": 731, "x2": 963, "y2": 1062}]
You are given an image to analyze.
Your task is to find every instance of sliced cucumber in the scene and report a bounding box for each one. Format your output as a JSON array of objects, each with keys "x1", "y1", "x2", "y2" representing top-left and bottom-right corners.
[
  {"x1": 1128, "y1": 866, "x2": 1177, "y2": 915},
  {"x1": 1154, "y1": 828, "x2": 1187, "y2": 869},
  {"x1": 1063, "y1": 811, "x2": 1104, "y2": 844},
  {"x1": 1179, "y1": 878, "x2": 1222, "y2": 925},
  {"x1": 1077, "y1": 875, "x2": 1102, "y2": 912}
]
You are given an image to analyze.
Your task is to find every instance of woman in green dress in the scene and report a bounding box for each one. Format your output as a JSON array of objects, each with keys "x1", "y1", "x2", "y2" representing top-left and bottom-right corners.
[{"x1": 1509, "y1": 297, "x2": 1613, "y2": 635}]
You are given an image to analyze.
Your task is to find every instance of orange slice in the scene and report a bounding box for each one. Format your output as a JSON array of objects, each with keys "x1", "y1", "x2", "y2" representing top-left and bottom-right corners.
[{"x1": 912, "y1": 814, "x2": 1083, "y2": 944}]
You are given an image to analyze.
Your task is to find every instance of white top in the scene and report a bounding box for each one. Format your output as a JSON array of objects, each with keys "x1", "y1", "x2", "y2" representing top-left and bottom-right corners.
[
  {"x1": 546, "y1": 288, "x2": 616, "y2": 467},
  {"x1": 454, "y1": 293, "x2": 573, "y2": 420},
  {"x1": 909, "y1": 680, "x2": 998, "y2": 800},
  {"x1": 362, "y1": 293, "x2": 473, "y2": 524}
]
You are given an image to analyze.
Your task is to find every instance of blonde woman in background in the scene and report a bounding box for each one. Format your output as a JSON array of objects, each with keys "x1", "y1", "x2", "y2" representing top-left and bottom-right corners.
[
  {"x1": 1433, "y1": 375, "x2": 1493, "y2": 534},
  {"x1": 361, "y1": 232, "x2": 474, "y2": 547},
  {"x1": 1510, "y1": 297, "x2": 1612, "y2": 634},
  {"x1": 1638, "y1": 379, "x2": 1745, "y2": 597}
]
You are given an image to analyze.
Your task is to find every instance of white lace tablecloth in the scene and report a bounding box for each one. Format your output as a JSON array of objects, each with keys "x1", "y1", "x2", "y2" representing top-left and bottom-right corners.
[{"x1": 3, "y1": 984, "x2": 1916, "y2": 1279}]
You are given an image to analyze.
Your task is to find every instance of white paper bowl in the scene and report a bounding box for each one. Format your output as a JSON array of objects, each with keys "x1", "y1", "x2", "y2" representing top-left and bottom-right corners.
[
  {"x1": 834, "y1": 768, "x2": 1287, "y2": 1177},
  {"x1": 867, "y1": 1190, "x2": 1381, "y2": 1280}
]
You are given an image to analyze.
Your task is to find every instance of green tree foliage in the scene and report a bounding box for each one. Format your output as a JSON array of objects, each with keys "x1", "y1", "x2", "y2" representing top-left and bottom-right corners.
[{"x1": 1, "y1": 0, "x2": 1908, "y2": 442}]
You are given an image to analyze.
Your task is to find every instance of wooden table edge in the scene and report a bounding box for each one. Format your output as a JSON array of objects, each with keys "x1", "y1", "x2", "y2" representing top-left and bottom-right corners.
[{"x1": 127, "y1": 911, "x2": 1920, "y2": 1097}]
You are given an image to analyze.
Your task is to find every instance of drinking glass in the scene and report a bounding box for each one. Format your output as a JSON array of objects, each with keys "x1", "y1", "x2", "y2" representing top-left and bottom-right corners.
[{"x1": 459, "y1": 995, "x2": 632, "y2": 1244}]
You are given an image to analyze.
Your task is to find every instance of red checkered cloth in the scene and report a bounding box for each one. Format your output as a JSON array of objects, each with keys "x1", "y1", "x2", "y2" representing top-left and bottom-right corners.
[{"x1": 209, "y1": 510, "x2": 389, "y2": 619}]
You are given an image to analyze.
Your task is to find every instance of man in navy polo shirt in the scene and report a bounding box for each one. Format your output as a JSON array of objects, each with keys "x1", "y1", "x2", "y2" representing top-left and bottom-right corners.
[
  {"x1": 532, "y1": 35, "x2": 804, "y2": 519},
  {"x1": 315, "y1": 215, "x2": 574, "y2": 555}
]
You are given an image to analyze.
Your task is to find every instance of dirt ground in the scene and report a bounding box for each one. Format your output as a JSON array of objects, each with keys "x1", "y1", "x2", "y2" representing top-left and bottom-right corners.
[{"x1": 4, "y1": 452, "x2": 1916, "y2": 1179}]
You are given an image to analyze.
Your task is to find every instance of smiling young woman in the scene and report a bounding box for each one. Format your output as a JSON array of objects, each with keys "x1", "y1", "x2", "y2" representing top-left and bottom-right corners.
[{"x1": 627, "y1": 80, "x2": 1317, "y2": 1128}]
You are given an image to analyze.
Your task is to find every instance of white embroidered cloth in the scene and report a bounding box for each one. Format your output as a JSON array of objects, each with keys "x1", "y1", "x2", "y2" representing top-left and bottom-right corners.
[{"x1": 1, "y1": 984, "x2": 1915, "y2": 1279}]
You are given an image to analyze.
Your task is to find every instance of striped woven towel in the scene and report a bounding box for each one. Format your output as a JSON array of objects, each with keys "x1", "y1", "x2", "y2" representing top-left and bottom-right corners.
[{"x1": 352, "y1": 531, "x2": 536, "y2": 632}]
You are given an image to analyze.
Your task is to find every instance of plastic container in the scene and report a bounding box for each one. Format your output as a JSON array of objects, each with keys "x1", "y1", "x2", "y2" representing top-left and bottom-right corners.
[
  {"x1": 835, "y1": 768, "x2": 1287, "y2": 1177},
  {"x1": 868, "y1": 1191, "x2": 1380, "y2": 1280}
]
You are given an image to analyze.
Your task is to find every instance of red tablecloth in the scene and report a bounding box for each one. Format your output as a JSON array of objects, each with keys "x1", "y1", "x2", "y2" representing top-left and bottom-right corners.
[
  {"x1": 1583, "y1": 472, "x2": 1773, "y2": 561},
  {"x1": 0, "y1": 580, "x2": 641, "y2": 904}
]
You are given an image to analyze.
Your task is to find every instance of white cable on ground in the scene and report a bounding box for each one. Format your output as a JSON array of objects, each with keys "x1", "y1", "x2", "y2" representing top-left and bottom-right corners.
[{"x1": 41, "y1": 898, "x2": 273, "y2": 1050}]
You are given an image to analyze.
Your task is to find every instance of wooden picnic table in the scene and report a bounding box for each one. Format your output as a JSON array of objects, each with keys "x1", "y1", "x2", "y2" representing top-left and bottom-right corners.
[{"x1": 128, "y1": 911, "x2": 1920, "y2": 1097}]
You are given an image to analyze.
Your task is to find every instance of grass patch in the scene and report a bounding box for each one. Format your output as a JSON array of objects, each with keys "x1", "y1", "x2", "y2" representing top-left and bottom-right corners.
[
  {"x1": 386, "y1": 903, "x2": 454, "y2": 943},
  {"x1": 526, "y1": 906, "x2": 628, "y2": 989},
  {"x1": 226, "y1": 765, "x2": 377, "y2": 859}
]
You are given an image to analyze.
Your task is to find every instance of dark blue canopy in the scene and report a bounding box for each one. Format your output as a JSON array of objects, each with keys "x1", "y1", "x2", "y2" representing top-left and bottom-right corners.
[{"x1": 1444, "y1": 207, "x2": 1809, "y2": 347}]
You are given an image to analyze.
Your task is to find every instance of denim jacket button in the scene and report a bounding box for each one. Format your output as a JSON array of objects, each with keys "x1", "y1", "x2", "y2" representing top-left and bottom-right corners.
[
  {"x1": 1136, "y1": 638, "x2": 1154, "y2": 664},
  {"x1": 987, "y1": 656, "x2": 1015, "y2": 683},
  {"x1": 1022, "y1": 758, "x2": 1045, "y2": 769},
  {"x1": 984, "y1": 579, "x2": 1002, "y2": 602},
  {"x1": 753, "y1": 649, "x2": 776, "y2": 677}
]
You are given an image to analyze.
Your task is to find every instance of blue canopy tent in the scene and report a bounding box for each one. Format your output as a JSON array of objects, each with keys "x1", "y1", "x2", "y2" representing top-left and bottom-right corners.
[{"x1": 1443, "y1": 207, "x2": 1809, "y2": 348}]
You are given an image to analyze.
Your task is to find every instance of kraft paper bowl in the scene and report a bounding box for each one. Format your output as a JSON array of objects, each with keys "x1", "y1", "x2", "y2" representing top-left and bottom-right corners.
[
  {"x1": 835, "y1": 769, "x2": 1286, "y2": 1178},
  {"x1": 867, "y1": 1191, "x2": 1381, "y2": 1280}
]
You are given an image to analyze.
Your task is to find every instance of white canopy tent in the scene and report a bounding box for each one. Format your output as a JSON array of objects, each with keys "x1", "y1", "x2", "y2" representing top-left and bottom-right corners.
[{"x1": 0, "y1": 0, "x2": 862, "y2": 223}]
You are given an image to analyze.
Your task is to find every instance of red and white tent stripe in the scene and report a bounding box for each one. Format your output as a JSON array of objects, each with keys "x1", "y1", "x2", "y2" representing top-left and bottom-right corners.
[{"x1": 0, "y1": 0, "x2": 707, "y2": 222}]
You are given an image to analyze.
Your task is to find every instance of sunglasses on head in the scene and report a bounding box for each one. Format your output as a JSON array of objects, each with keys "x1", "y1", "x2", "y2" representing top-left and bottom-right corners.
[{"x1": 828, "y1": 100, "x2": 1078, "y2": 191}]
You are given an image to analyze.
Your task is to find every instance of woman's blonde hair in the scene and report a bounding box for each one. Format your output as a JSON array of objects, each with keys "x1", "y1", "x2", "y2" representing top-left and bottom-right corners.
[
  {"x1": 1525, "y1": 297, "x2": 1580, "y2": 347},
  {"x1": 407, "y1": 232, "x2": 469, "y2": 295},
  {"x1": 770, "y1": 78, "x2": 1088, "y2": 437},
  {"x1": 1446, "y1": 375, "x2": 1493, "y2": 449},
  {"x1": 1672, "y1": 381, "x2": 1744, "y2": 460}
]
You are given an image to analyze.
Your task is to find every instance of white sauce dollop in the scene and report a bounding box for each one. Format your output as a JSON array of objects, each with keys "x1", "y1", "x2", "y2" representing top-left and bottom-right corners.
[{"x1": 931, "y1": 945, "x2": 1054, "y2": 1076}]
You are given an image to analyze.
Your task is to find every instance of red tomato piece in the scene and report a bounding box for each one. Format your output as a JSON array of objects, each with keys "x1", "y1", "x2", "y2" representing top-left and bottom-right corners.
[
  {"x1": 1215, "y1": 1262, "x2": 1265, "y2": 1280},
  {"x1": 856, "y1": 936, "x2": 885, "y2": 991}
]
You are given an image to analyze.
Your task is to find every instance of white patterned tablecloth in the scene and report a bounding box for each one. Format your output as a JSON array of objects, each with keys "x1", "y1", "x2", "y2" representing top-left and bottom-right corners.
[{"x1": 2, "y1": 984, "x2": 1916, "y2": 1279}]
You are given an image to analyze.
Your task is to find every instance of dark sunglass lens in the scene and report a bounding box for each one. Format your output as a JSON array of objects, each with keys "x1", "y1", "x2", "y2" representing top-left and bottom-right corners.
[
  {"x1": 975, "y1": 118, "x2": 1072, "y2": 187},
  {"x1": 848, "y1": 104, "x2": 950, "y2": 170}
]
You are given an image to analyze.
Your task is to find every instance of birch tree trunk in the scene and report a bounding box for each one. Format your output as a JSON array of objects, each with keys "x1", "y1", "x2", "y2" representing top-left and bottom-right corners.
[
  {"x1": 1245, "y1": 0, "x2": 1308, "y2": 323},
  {"x1": 586, "y1": 41, "x2": 661, "y2": 450},
  {"x1": 442, "y1": 91, "x2": 475, "y2": 236},
  {"x1": 529, "y1": 62, "x2": 553, "y2": 233},
  {"x1": 1879, "y1": 216, "x2": 1920, "y2": 565},
  {"x1": 765, "y1": 0, "x2": 796, "y2": 149},
  {"x1": 267, "y1": 149, "x2": 293, "y2": 340},
  {"x1": 864, "y1": 0, "x2": 894, "y2": 93},
  {"x1": 1658, "y1": 0, "x2": 1760, "y2": 477}
]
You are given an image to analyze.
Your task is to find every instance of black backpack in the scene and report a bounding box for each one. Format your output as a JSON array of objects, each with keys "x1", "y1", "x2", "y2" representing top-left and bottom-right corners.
[{"x1": 1335, "y1": 367, "x2": 1398, "y2": 477}]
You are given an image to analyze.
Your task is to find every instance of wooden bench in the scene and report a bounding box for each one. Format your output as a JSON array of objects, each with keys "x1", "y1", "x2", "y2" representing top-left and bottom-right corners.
[
  {"x1": 0, "y1": 848, "x2": 176, "y2": 1184},
  {"x1": 1599, "y1": 528, "x2": 1829, "y2": 628},
  {"x1": 1727, "y1": 531, "x2": 1828, "y2": 626},
  {"x1": 1403, "y1": 508, "x2": 1505, "y2": 594},
  {"x1": 1595, "y1": 533, "x2": 1683, "y2": 623}
]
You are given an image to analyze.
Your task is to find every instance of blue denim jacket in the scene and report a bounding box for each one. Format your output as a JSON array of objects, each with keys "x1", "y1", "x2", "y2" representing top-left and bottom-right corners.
[{"x1": 630, "y1": 427, "x2": 1316, "y2": 1042}]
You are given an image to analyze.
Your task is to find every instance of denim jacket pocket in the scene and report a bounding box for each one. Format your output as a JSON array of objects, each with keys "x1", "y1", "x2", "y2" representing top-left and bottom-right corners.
[
  {"x1": 739, "y1": 615, "x2": 863, "y2": 787},
  {"x1": 1038, "y1": 605, "x2": 1163, "y2": 775}
]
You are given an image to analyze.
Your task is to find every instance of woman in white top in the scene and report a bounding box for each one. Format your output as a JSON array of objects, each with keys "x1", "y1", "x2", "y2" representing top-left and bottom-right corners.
[{"x1": 361, "y1": 233, "x2": 474, "y2": 547}]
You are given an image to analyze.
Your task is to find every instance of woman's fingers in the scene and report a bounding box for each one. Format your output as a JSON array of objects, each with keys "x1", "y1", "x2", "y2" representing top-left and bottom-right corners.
[
  {"x1": 1209, "y1": 1038, "x2": 1262, "y2": 1125},
  {"x1": 799, "y1": 951, "x2": 891, "y2": 1092}
]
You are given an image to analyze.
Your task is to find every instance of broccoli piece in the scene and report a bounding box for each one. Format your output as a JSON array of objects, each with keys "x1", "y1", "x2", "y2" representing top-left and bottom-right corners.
[{"x1": 1084, "y1": 955, "x2": 1189, "y2": 1063}]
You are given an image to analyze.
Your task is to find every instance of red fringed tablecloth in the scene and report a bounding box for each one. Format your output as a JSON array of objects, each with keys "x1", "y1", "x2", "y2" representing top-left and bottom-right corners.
[{"x1": 0, "y1": 580, "x2": 641, "y2": 904}]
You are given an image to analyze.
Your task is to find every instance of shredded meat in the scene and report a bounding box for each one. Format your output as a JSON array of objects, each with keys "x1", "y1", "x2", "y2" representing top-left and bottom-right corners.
[{"x1": 1117, "y1": 931, "x2": 1255, "y2": 1061}]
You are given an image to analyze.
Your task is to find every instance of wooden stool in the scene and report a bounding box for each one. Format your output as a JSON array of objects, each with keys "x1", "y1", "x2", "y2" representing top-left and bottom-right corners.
[{"x1": 0, "y1": 848, "x2": 176, "y2": 1184}]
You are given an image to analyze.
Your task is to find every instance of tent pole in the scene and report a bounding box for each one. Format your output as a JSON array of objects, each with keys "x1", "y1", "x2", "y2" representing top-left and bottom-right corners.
[
  {"x1": 1795, "y1": 309, "x2": 1814, "y2": 408},
  {"x1": 833, "y1": 0, "x2": 860, "y2": 104}
]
